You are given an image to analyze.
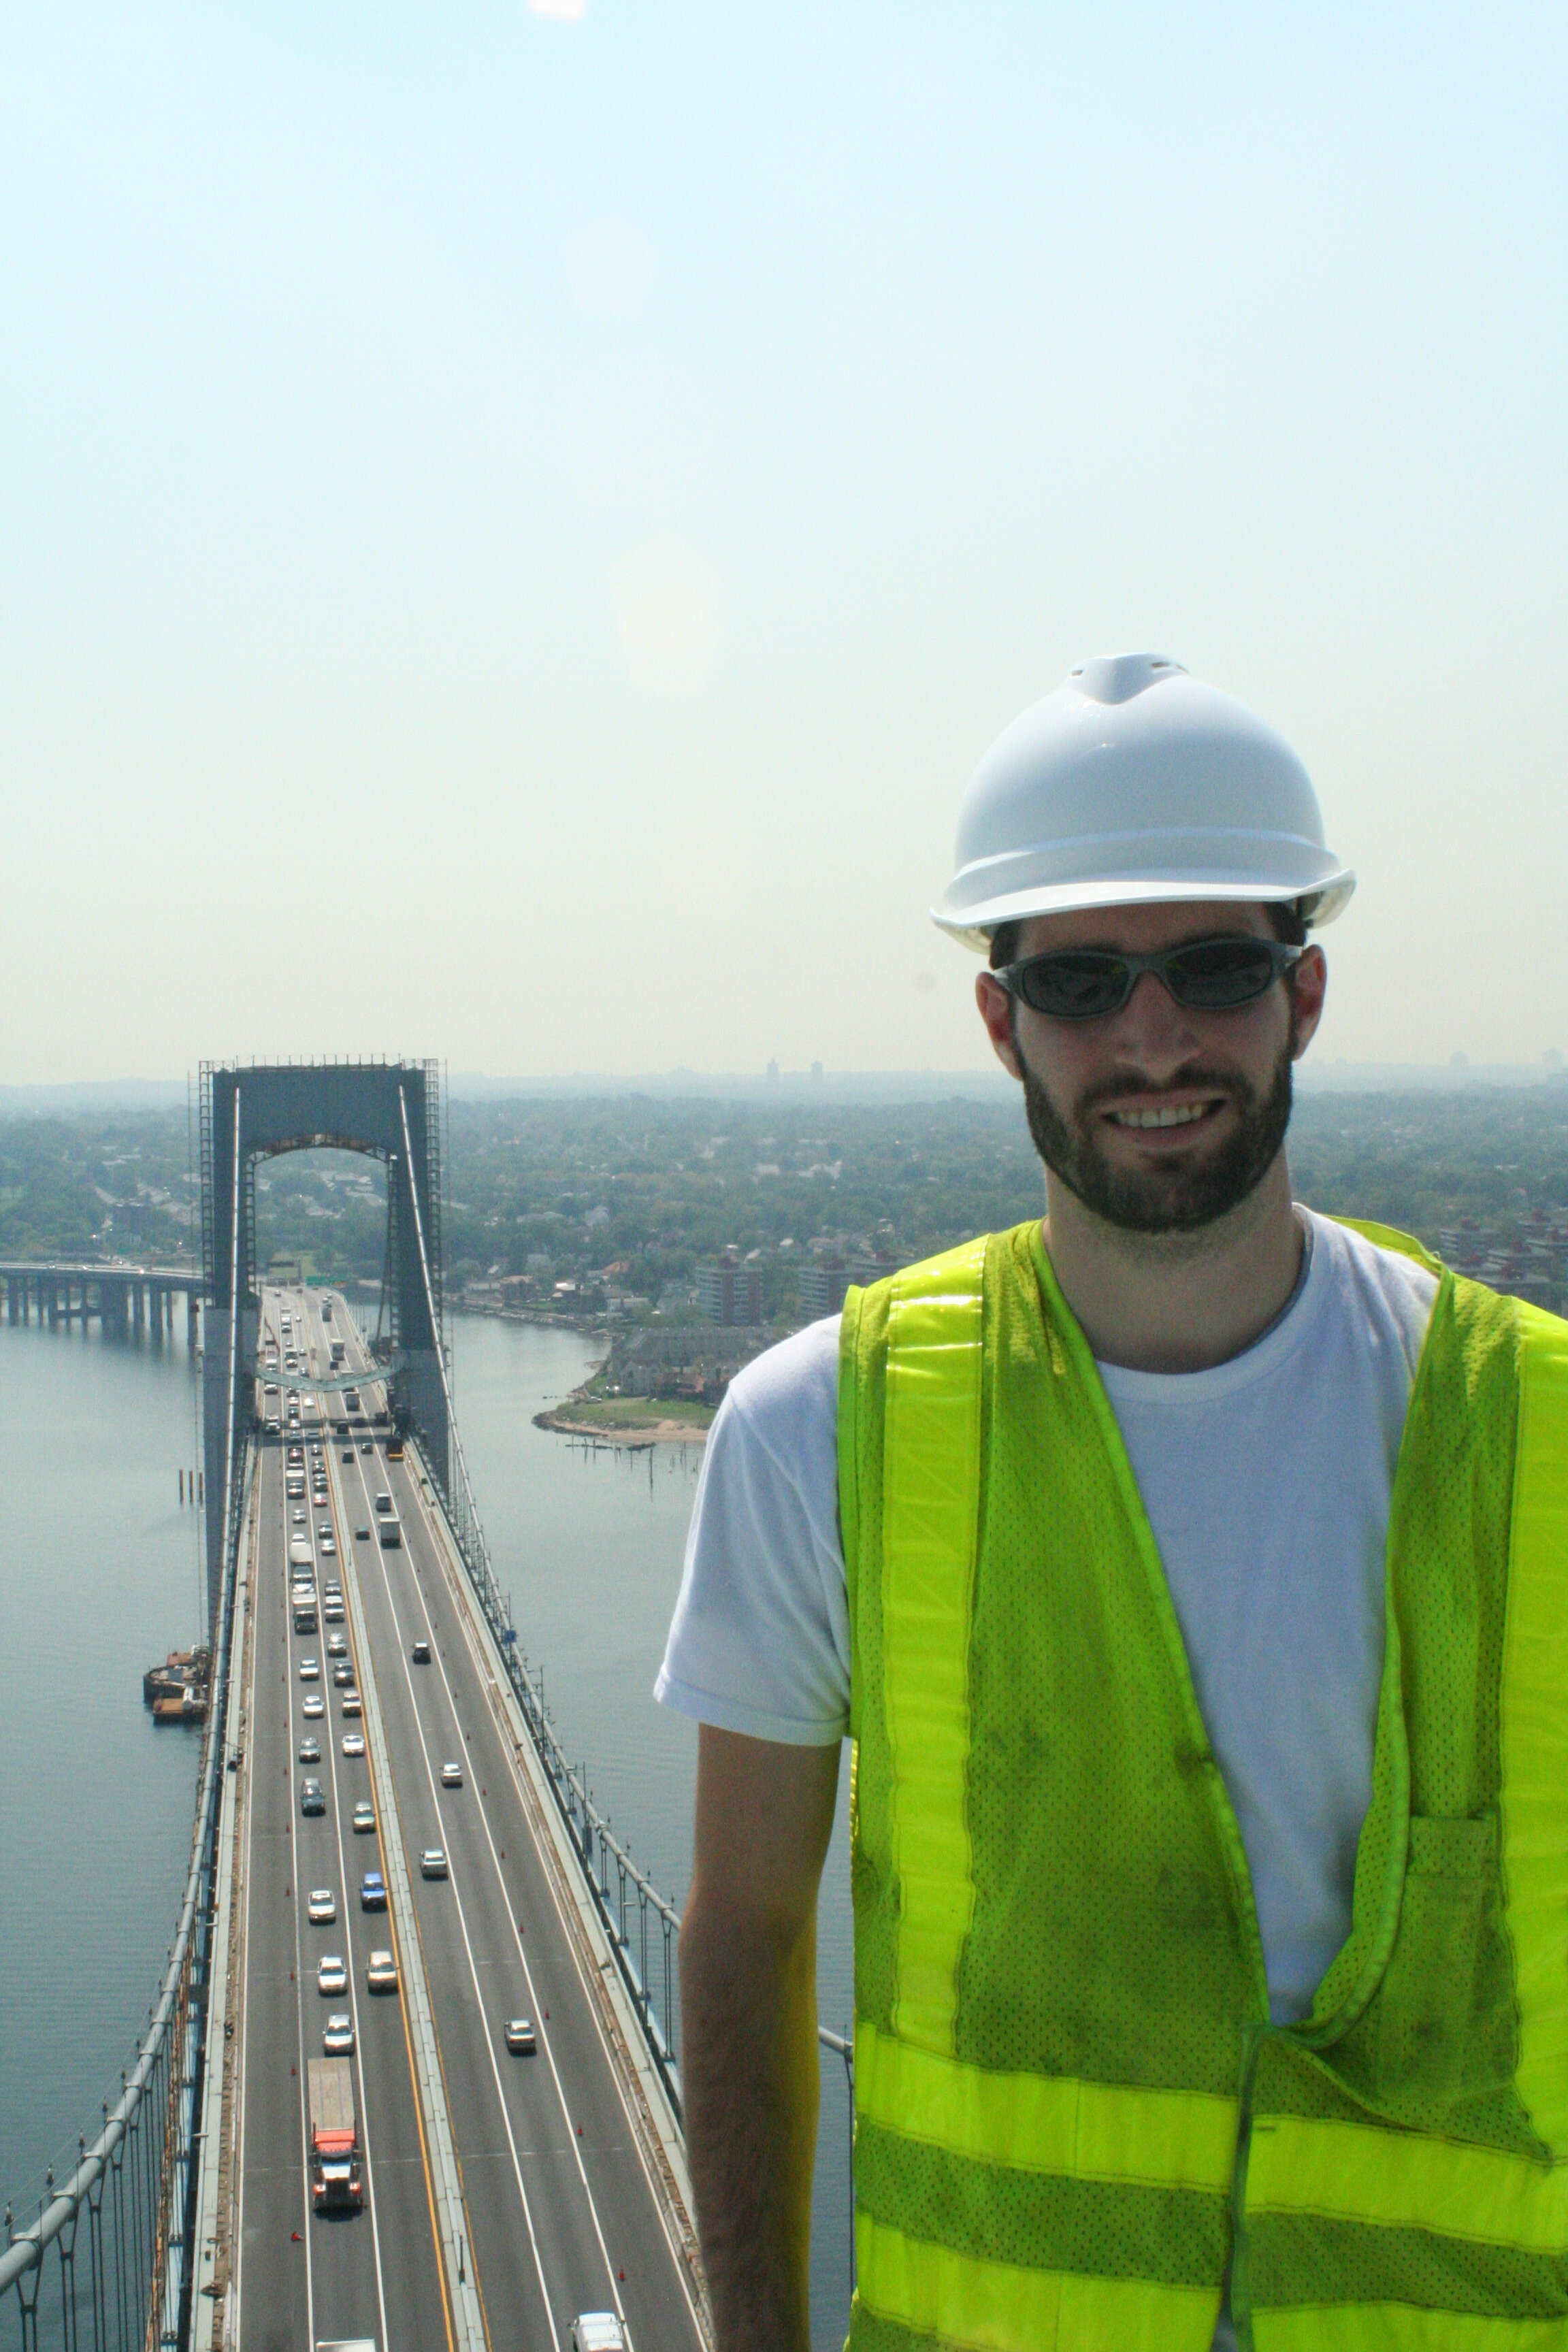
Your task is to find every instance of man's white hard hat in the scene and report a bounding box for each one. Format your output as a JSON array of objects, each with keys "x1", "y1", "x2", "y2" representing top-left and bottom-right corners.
[{"x1": 934, "y1": 652, "x2": 1355, "y2": 951}]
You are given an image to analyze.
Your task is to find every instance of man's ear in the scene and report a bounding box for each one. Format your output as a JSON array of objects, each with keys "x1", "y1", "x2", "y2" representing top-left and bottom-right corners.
[
  {"x1": 1288, "y1": 946, "x2": 1327, "y2": 1061},
  {"x1": 975, "y1": 971, "x2": 1023, "y2": 1081}
]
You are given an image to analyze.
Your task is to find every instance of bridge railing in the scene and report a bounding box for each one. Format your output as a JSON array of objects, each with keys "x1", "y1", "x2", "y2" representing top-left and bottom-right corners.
[
  {"x1": 398, "y1": 1076, "x2": 855, "y2": 2153},
  {"x1": 0, "y1": 1093, "x2": 250, "y2": 2352}
]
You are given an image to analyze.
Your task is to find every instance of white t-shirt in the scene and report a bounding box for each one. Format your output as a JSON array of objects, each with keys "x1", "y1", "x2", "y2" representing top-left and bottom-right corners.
[
  {"x1": 656, "y1": 1210, "x2": 1438, "y2": 2339},
  {"x1": 658, "y1": 1209, "x2": 1438, "y2": 2019}
]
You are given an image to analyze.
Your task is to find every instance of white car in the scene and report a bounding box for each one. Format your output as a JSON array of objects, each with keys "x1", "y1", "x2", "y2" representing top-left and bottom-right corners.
[
  {"x1": 316, "y1": 1955, "x2": 348, "y2": 1995},
  {"x1": 420, "y1": 1848, "x2": 448, "y2": 1880},
  {"x1": 341, "y1": 1732, "x2": 366, "y2": 1758},
  {"x1": 323, "y1": 2011, "x2": 355, "y2": 2055},
  {"x1": 307, "y1": 1889, "x2": 336, "y2": 1924},
  {"x1": 365, "y1": 1948, "x2": 398, "y2": 1993},
  {"x1": 291, "y1": 1507, "x2": 306, "y2": 1525},
  {"x1": 571, "y1": 2317, "x2": 627, "y2": 2352},
  {"x1": 440, "y1": 1761, "x2": 463, "y2": 1788},
  {"x1": 327, "y1": 1633, "x2": 348, "y2": 1658},
  {"x1": 302, "y1": 1693, "x2": 325, "y2": 1719},
  {"x1": 298, "y1": 1658, "x2": 319, "y2": 1681}
]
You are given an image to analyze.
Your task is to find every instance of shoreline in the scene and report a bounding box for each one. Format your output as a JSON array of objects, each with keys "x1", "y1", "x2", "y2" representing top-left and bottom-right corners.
[{"x1": 532, "y1": 1404, "x2": 708, "y2": 1447}]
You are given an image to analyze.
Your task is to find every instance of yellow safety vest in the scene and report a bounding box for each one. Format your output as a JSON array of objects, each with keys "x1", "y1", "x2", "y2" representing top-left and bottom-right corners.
[{"x1": 839, "y1": 1220, "x2": 1568, "y2": 2351}]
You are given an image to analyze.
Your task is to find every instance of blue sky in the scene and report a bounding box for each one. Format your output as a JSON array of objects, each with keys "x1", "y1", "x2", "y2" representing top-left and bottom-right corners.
[{"x1": 3, "y1": 2, "x2": 1565, "y2": 1079}]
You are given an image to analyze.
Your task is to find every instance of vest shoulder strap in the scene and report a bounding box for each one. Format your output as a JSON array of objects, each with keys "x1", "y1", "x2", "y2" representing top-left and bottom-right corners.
[
  {"x1": 1330, "y1": 1212, "x2": 1446, "y2": 1275},
  {"x1": 1501, "y1": 1297, "x2": 1568, "y2": 2149}
]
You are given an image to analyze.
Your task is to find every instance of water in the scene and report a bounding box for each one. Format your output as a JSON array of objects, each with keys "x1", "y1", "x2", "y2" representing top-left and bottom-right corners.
[
  {"x1": 0, "y1": 1306, "x2": 855, "y2": 2345},
  {"x1": 0, "y1": 1307, "x2": 206, "y2": 2221}
]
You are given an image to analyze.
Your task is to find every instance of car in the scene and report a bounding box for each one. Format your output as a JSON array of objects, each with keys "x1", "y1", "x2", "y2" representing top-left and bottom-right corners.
[
  {"x1": 298, "y1": 1658, "x2": 320, "y2": 1680},
  {"x1": 342, "y1": 1448, "x2": 355, "y2": 1462},
  {"x1": 302, "y1": 1693, "x2": 325, "y2": 1718},
  {"x1": 323, "y1": 1603, "x2": 344, "y2": 1624},
  {"x1": 327, "y1": 1633, "x2": 348, "y2": 1658},
  {"x1": 411, "y1": 1639, "x2": 431, "y2": 1664},
  {"x1": 299, "y1": 1779, "x2": 325, "y2": 1816},
  {"x1": 322, "y1": 2011, "x2": 355, "y2": 2055},
  {"x1": 341, "y1": 1690, "x2": 362, "y2": 1716},
  {"x1": 360, "y1": 1441, "x2": 373, "y2": 1455},
  {"x1": 420, "y1": 1848, "x2": 448, "y2": 1880},
  {"x1": 355, "y1": 1526, "x2": 370, "y2": 1543},
  {"x1": 298, "y1": 1735, "x2": 321, "y2": 1763},
  {"x1": 319, "y1": 1535, "x2": 337, "y2": 1555},
  {"x1": 287, "y1": 1445, "x2": 303, "y2": 1463},
  {"x1": 341, "y1": 1731, "x2": 365, "y2": 1758},
  {"x1": 333, "y1": 1661, "x2": 354, "y2": 1686},
  {"x1": 374, "y1": 1492, "x2": 392, "y2": 1515},
  {"x1": 365, "y1": 1949, "x2": 399, "y2": 1993},
  {"x1": 570, "y1": 2317, "x2": 626, "y2": 2352},
  {"x1": 264, "y1": 1417, "x2": 280, "y2": 1435},
  {"x1": 291, "y1": 1507, "x2": 306, "y2": 1525},
  {"x1": 503, "y1": 2017, "x2": 536, "y2": 2054},
  {"x1": 352, "y1": 1799, "x2": 375, "y2": 1833},
  {"x1": 316, "y1": 1955, "x2": 348, "y2": 1995},
  {"x1": 440, "y1": 1761, "x2": 462, "y2": 1788},
  {"x1": 323, "y1": 1580, "x2": 343, "y2": 1597},
  {"x1": 307, "y1": 1888, "x2": 336, "y2": 1924},
  {"x1": 360, "y1": 1871, "x2": 387, "y2": 1910}
]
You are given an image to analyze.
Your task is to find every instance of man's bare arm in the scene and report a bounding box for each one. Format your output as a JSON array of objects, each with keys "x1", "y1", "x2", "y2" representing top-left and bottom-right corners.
[{"x1": 681, "y1": 1722, "x2": 842, "y2": 2351}]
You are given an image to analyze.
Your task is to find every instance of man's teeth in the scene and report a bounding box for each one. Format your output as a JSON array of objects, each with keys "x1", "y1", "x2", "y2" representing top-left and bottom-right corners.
[{"x1": 1108, "y1": 1103, "x2": 1211, "y2": 1130}]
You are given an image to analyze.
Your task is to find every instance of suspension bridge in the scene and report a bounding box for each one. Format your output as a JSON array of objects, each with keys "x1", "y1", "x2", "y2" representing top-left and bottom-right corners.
[{"x1": 0, "y1": 1059, "x2": 843, "y2": 2352}]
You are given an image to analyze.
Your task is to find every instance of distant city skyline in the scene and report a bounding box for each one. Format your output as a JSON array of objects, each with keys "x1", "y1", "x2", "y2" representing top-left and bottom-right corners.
[{"x1": 3, "y1": 3, "x2": 1564, "y2": 1082}]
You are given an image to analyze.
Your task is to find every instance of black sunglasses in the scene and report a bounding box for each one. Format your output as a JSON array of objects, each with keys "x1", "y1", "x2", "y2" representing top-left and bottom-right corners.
[{"x1": 994, "y1": 934, "x2": 1305, "y2": 1022}]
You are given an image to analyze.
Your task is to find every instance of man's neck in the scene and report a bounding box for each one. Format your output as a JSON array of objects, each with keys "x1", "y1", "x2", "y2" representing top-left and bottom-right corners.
[{"x1": 1041, "y1": 1154, "x2": 1305, "y2": 1373}]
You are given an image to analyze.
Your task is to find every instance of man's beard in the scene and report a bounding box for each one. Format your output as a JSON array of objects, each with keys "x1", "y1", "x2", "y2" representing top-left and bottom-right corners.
[{"x1": 1019, "y1": 1030, "x2": 1296, "y2": 1236}]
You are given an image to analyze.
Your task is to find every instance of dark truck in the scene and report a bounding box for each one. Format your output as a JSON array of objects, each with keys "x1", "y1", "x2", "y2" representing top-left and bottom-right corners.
[{"x1": 307, "y1": 2057, "x2": 363, "y2": 2212}]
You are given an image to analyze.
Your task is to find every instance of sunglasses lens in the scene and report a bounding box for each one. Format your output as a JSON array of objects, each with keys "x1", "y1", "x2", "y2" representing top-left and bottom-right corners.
[
  {"x1": 1164, "y1": 939, "x2": 1279, "y2": 1008},
  {"x1": 1018, "y1": 953, "x2": 1132, "y2": 1019}
]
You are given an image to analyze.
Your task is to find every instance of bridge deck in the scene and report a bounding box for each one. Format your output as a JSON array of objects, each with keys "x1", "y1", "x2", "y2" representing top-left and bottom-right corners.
[{"x1": 227, "y1": 1288, "x2": 705, "y2": 2352}]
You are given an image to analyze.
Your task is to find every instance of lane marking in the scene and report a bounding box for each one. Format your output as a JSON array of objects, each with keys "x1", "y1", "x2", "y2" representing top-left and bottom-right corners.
[
  {"x1": 358, "y1": 1485, "x2": 564, "y2": 2349},
  {"x1": 325, "y1": 1330, "x2": 475, "y2": 2352}
]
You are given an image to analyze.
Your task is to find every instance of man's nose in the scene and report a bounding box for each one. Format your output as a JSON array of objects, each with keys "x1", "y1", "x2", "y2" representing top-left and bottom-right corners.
[{"x1": 1108, "y1": 969, "x2": 1206, "y2": 1072}]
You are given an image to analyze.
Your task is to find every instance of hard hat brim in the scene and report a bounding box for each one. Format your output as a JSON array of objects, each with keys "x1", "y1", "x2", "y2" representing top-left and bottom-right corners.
[{"x1": 932, "y1": 867, "x2": 1356, "y2": 953}]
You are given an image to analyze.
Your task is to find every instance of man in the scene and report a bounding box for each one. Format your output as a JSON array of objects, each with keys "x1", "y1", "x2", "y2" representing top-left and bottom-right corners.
[{"x1": 658, "y1": 653, "x2": 1568, "y2": 2351}]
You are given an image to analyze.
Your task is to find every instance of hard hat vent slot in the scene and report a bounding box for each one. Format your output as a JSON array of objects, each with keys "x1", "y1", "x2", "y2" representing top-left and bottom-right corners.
[{"x1": 1074, "y1": 652, "x2": 1186, "y2": 706}]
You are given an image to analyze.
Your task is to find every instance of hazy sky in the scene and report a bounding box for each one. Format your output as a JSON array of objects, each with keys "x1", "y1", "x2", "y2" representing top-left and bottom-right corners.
[{"x1": 3, "y1": 2, "x2": 1565, "y2": 1083}]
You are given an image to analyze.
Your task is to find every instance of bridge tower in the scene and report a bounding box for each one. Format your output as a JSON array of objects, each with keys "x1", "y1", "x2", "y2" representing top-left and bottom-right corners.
[{"x1": 198, "y1": 1059, "x2": 448, "y2": 1620}]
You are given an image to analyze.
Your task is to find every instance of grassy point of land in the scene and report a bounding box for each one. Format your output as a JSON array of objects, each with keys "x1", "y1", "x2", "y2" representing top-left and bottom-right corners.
[{"x1": 533, "y1": 1392, "x2": 715, "y2": 1442}]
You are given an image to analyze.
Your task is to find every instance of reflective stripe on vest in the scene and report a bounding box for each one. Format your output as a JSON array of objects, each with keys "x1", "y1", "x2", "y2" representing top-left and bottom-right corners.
[{"x1": 841, "y1": 1224, "x2": 1568, "y2": 2352}]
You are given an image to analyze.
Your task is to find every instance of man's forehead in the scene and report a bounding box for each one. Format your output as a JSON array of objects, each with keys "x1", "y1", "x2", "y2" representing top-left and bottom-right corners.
[{"x1": 1011, "y1": 899, "x2": 1277, "y2": 956}]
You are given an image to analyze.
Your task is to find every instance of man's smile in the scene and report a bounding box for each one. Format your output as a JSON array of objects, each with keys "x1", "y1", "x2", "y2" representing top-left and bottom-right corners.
[{"x1": 1101, "y1": 1098, "x2": 1226, "y2": 1133}]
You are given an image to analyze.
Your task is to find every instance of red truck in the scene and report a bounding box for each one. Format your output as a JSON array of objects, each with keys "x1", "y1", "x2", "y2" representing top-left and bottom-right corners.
[{"x1": 307, "y1": 2057, "x2": 363, "y2": 2212}]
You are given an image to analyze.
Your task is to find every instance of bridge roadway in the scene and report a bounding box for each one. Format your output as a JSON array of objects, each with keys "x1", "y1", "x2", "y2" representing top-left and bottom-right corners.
[{"x1": 233, "y1": 1285, "x2": 705, "y2": 2351}]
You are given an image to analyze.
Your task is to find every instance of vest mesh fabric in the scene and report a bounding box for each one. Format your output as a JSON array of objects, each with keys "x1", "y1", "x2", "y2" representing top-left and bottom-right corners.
[{"x1": 840, "y1": 1222, "x2": 1568, "y2": 2352}]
